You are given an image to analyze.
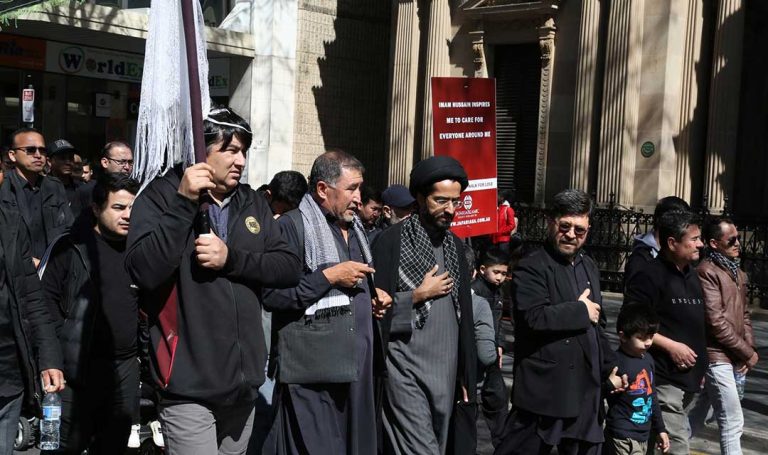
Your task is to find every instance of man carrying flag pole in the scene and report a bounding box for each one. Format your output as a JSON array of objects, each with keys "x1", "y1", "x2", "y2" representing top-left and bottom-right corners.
[{"x1": 125, "y1": 1, "x2": 303, "y2": 454}]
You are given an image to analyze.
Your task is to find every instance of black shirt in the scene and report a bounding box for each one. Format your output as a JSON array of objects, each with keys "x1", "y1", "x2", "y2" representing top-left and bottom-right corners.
[
  {"x1": 18, "y1": 175, "x2": 46, "y2": 259},
  {"x1": 606, "y1": 349, "x2": 666, "y2": 441},
  {"x1": 0, "y1": 240, "x2": 23, "y2": 396},
  {"x1": 625, "y1": 257, "x2": 707, "y2": 391}
]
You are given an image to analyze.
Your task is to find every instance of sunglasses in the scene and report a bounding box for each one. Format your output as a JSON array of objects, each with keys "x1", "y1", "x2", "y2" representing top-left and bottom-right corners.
[
  {"x1": 726, "y1": 235, "x2": 741, "y2": 247},
  {"x1": 557, "y1": 221, "x2": 589, "y2": 237},
  {"x1": 12, "y1": 146, "x2": 47, "y2": 156}
]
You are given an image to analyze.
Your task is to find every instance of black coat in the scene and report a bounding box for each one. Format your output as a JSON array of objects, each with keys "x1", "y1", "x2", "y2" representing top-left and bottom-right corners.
[
  {"x1": 125, "y1": 168, "x2": 302, "y2": 405},
  {"x1": 511, "y1": 244, "x2": 614, "y2": 419},
  {"x1": 371, "y1": 222, "x2": 477, "y2": 402},
  {"x1": 1, "y1": 205, "x2": 62, "y2": 413},
  {"x1": 0, "y1": 171, "x2": 74, "y2": 255}
]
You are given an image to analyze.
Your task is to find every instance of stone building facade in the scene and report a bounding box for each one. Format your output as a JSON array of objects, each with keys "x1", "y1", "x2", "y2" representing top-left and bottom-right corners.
[{"x1": 386, "y1": 0, "x2": 765, "y2": 216}]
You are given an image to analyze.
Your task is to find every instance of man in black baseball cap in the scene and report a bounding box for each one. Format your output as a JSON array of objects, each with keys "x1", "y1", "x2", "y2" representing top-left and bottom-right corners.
[
  {"x1": 48, "y1": 139, "x2": 82, "y2": 211},
  {"x1": 381, "y1": 184, "x2": 416, "y2": 227}
]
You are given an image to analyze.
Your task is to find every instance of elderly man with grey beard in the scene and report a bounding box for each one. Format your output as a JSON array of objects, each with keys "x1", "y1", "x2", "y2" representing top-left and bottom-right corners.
[{"x1": 263, "y1": 150, "x2": 391, "y2": 455}]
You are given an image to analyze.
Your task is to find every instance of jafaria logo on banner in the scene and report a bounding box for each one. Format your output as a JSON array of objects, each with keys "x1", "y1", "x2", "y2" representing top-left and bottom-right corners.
[{"x1": 462, "y1": 195, "x2": 473, "y2": 211}]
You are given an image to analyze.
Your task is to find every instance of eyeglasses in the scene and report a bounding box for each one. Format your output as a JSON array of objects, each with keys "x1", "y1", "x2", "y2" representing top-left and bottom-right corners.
[
  {"x1": 726, "y1": 235, "x2": 741, "y2": 247},
  {"x1": 432, "y1": 197, "x2": 463, "y2": 209},
  {"x1": 557, "y1": 221, "x2": 589, "y2": 237},
  {"x1": 12, "y1": 146, "x2": 47, "y2": 156},
  {"x1": 105, "y1": 157, "x2": 134, "y2": 167}
]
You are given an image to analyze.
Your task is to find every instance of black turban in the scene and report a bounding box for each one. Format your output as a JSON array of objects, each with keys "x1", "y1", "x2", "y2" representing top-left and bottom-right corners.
[{"x1": 409, "y1": 156, "x2": 469, "y2": 197}]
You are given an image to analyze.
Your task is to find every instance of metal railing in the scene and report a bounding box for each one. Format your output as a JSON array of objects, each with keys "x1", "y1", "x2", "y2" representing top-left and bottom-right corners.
[{"x1": 512, "y1": 194, "x2": 768, "y2": 307}]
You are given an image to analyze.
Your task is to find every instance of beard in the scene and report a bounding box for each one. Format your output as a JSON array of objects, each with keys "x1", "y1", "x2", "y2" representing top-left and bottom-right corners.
[{"x1": 422, "y1": 209, "x2": 453, "y2": 232}]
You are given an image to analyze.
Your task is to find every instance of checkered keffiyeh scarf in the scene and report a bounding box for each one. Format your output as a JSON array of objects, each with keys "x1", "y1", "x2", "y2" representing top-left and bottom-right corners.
[
  {"x1": 707, "y1": 249, "x2": 741, "y2": 281},
  {"x1": 300, "y1": 194, "x2": 373, "y2": 317},
  {"x1": 398, "y1": 214, "x2": 461, "y2": 329}
]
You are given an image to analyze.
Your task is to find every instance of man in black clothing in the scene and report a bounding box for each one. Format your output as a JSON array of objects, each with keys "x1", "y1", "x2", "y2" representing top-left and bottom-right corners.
[
  {"x1": 372, "y1": 156, "x2": 477, "y2": 454},
  {"x1": 263, "y1": 150, "x2": 390, "y2": 455},
  {"x1": 0, "y1": 203, "x2": 65, "y2": 455},
  {"x1": 495, "y1": 189, "x2": 624, "y2": 455},
  {"x1": 125, "y1": 107, "x2": 301, "y2": 455},
  {"x1": 74, "y1": 141, "x2": 134, "y2": 222},
  {"x1": 264, "y1": 170, "x2": 308, "y2": 217},
  {"x1": 359, "y1": 185, "x2": 383, "y2": 237},
  {"x1": 47, "y1": 139, "x2": 82, "y2": 212},
  {"x1": 40, "y1": 174, "x2": 140, "y2": 454},
  {"x1": 1, "y1": 128, "x2": 73, "y2": 266},
  {"x1": 625, "y1": 210, "x2": 706, "y2": 455},
  {"x1": 624, "y1": 197, "x2": 689, "y2": 290}
]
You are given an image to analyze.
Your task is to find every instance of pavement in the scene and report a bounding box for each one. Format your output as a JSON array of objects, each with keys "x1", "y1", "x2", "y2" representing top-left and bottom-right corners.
[{"x1": 476, "y1": 294, "x2": 768, "y2": 455}]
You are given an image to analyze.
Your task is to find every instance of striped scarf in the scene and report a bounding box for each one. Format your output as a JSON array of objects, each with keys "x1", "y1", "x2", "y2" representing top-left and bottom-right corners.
[
  {"x1": 397, "y1": 214, "x2": 461, "y2": 329},
  {"x1": 707, "y1": 249, "x2": 741, "y2": 281}
]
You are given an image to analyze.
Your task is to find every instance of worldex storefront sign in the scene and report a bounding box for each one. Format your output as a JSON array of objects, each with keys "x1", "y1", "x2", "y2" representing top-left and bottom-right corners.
[
  {"x1": 45, "y1": 41, "x2": 144, "y2": 83},
  {"x1": 431, "y1": 77, "x2": 498, "y2": 238}
]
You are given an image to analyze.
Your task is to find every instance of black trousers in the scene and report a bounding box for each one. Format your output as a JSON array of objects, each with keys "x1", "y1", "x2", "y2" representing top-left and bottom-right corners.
[
  {"x1": 44, "y1": 357, "x2": 139, "y2": 455},
  {"x1": 481, "y1": 363, "x2": 509, "y2": 447},
  {"x1": 494, "y1": 409, "x2": 602, "y2": 455}
]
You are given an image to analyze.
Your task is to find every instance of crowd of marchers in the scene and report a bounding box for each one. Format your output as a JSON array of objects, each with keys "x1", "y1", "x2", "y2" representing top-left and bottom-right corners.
[{"x1": 0, "y1": 105, "x2": 757, "y2": 455}]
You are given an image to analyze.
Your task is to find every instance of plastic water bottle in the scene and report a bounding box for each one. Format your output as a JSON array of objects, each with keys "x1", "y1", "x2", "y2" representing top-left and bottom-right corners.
[
  {"x1": 39, "y1": 392, "x2": 61, "y2": 450},
  {"x1": 734, "y1": 371, "x2": 746, "y2": 401}
]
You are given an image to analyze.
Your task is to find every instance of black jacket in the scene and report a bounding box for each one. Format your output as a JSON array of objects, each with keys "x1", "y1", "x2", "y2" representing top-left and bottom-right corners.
[
  {"x1": 371, "y1": 222, "x2": 477, "y2": 402},
  {"x1": 0, "y1": 206, "x2": 62, "y2": 413},
  {"x1": 0, "y1": 171, "x2": 74, "y2": 256},
  {"x1": 125, "y1": 168, "x2": 302, "y2": 406},
  {"x1": 471, "y1": 277, "x2": 504, "y2": 347},
  {"x1": 511, "y1": 245, "x2": 614, "y2": 418},
  {"x1": 625, "y1": 257, "x2": 707, "y2": 392},
  {"x1": 39, "y1": 228, "x2": 121, "y2": 386}
]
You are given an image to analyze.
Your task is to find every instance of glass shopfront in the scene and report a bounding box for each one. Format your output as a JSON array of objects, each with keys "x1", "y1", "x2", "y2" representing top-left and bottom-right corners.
[{"x1": 0, "y1": 34, "x2": 231, "y2": 163}]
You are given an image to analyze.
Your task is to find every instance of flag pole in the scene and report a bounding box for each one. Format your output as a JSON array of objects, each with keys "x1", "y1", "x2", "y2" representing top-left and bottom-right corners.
[{"x1": 179, "y1": 0, "x2": 207, "y2": 165}]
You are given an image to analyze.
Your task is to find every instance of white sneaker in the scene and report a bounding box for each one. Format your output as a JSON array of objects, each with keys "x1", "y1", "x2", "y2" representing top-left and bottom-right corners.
[
  {"x1": 127, "y1": 424, "x2": 141, "y2": 448},
  {"x1": 149, "y1": 420, "x2": 164, "y2": 447}
]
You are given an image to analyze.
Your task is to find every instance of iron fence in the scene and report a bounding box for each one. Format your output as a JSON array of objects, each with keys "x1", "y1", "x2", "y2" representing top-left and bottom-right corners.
[{"x1": 511, "y1": 198, "x2": 768, "y2": 307}]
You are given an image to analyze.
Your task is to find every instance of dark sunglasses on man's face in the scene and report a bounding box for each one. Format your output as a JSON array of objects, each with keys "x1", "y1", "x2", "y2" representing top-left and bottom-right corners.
[
  {"x1": 557, "y1": 221, "x2": 589, "y2": 237},
  {"x1": 726, "y1": 235, "x2": 741, "y2": 247},
  {"x1": 12, "y1": 146, "x2": 47, "y2": 156}
]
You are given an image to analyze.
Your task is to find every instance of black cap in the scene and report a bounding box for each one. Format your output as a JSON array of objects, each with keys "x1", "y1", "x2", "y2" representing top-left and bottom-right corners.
[
  {"x1": 382, "y1": 184, "x2": 416, "y2": 208},
  {"x1": 47, "y1": 139, "x2": 76, "y2": 157}
]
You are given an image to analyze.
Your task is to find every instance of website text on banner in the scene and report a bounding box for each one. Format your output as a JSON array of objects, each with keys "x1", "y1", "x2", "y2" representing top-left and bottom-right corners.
[{"x1": 431, "y1": 77, "x2": 498, "y2": 238}]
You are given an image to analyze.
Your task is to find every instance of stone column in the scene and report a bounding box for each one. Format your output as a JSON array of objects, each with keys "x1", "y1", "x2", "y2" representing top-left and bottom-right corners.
[
  {"x1": 597, "y1": 0, "x2": 644, "y2": 206},
  {"x1": 387, "y1": 0, "x2": 421, "y2": 184},
  {"x1": 534, "y1": 18, "x2": 556, "y2": 206},
  {"x1": 569, "y1": 0, "x2": 601, "y2": 192},
  {"x1": 703, "y1": 0, "x2": 744, "y2": 213},
  {"x1": 674, "y1": 0, "x2": 707, "y2": 202},
  {"x1": 420, "y1": 0, "x2": 451, "y2": 160}
]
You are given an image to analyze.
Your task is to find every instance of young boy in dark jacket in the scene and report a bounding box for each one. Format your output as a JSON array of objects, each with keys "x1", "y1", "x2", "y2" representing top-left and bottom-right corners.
[
  {"x1": 605, "y1": 303, "x2": 670, "y2": 455},
  {"x1": 471, "y1": 247, "x2": 510, "y2": 447}
]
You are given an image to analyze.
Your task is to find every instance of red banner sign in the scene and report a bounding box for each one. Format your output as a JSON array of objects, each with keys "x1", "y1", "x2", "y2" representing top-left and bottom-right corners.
[{"x1": 431, "y1": 77, "x2": 497, "y2": 238}]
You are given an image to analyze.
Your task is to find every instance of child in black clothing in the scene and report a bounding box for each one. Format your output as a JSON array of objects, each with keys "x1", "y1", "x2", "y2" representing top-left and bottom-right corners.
[
  {"x1": 605, "y1": 303, "x2": 671, "y2": 454},
  {"x1": 471, "y1": 247, "x2": 510, "y2": 448}
]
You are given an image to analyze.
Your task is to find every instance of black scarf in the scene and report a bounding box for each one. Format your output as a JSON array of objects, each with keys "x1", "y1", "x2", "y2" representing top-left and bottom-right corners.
[{"x1": 397, "y1": 214, "x2": 460, "y2": 328}]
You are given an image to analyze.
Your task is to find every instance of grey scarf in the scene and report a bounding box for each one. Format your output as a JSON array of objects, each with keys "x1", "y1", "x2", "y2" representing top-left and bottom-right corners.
[{"x1": 299, "y1": 193, "x2": 373, "y2": 317}]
